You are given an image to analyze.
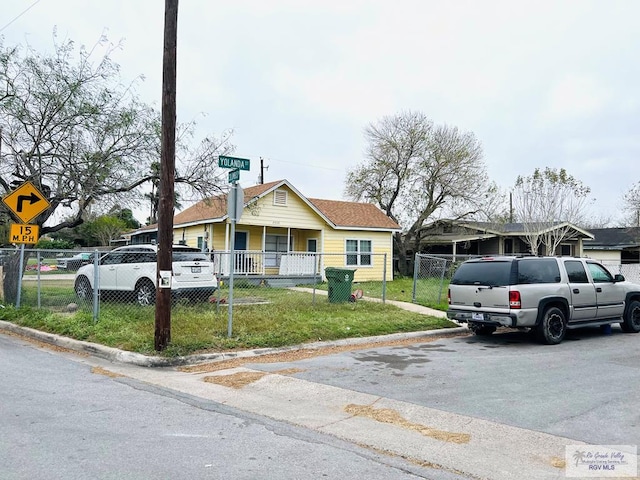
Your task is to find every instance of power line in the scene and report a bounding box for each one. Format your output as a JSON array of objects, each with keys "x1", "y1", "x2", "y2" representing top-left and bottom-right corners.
[{"x1": 0, "y1": 0, "x2": 44, "y2": 34}]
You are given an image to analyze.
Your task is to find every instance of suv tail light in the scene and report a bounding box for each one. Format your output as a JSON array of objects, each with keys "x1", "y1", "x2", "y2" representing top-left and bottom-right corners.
[{"x1": 509, "y1": 290, "x2": 521, "y2": 309}]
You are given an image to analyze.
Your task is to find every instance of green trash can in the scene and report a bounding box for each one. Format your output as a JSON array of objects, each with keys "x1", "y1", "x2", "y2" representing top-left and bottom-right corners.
[{"x1": 325, "y1": 267, "x2": 356, "y2": 303}]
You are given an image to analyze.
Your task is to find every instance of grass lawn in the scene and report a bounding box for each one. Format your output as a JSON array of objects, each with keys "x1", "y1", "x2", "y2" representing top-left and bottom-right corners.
[
  {"x1": 316, "y1": 276, "x2": 450, "y2": 311},
  {"x1": 2, "y1": 281, "x2": 457, "y2": 357}
]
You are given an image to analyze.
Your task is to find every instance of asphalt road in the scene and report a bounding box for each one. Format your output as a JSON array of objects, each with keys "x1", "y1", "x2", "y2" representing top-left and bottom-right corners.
[
  {"x1": 248, "y1": 326, "x2": 640, "y2": 447},
  {"x1": 0, "y1": 333, "x2": 470, "y2": 480},
  {"x1": 3, "y1": 320, "x2": 639, "y2": 479}
]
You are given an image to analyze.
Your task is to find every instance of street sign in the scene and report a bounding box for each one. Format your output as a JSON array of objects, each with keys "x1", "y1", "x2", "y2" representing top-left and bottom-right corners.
[
  {"x1": 9, "y1": 223, "x2": 40, "y2": 244},
  {"x1": 228, "y1": 168, "x2": 240, "y2": 183},
  {"x1": 218, "y1": 155, "x2": 250, "y2": 171},
  {"x1": 2, "y1": 181, "x2": 51, "y2": 223}
]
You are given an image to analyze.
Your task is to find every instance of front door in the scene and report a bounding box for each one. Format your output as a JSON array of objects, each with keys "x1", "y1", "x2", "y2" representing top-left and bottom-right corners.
[{"x1": 234, "y1": 231, "x2": 247, "y2": 250}]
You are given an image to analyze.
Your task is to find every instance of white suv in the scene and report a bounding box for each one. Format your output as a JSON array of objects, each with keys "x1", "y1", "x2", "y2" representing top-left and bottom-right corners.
[{"x1": 74, "y1": 244, "x2": 217, "y2": 305}]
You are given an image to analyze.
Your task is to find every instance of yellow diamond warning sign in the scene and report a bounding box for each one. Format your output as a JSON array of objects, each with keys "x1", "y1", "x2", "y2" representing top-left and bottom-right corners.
[
  {"x1": 10, "y1": 224, "x2": 40, "y2": 244},
  {"x1": 2, "y1": 181, "x2": 50, "y2": 223}
]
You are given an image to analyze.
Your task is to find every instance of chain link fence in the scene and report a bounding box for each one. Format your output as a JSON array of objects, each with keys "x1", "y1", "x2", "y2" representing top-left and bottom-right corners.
[
  {"x1": 412, "y1": 253, "x2": 481, "y2": 308},
  {"x1": 601, "y1": 262, "x2": 640, "y2": 284},
  {"x1": 1, "y1": 247, "x2": 390, "y2": 325}
]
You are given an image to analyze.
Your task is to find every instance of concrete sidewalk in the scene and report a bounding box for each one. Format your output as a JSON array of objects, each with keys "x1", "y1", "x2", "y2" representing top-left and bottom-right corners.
[{"x1": 289, "y1": 286, "x2": 449, "y2": 318}]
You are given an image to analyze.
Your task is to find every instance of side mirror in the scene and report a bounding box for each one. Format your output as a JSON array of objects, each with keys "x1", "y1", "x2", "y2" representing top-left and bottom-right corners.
[{"x1": 614, "y1": 273, "x2": 625, "y2": 283}]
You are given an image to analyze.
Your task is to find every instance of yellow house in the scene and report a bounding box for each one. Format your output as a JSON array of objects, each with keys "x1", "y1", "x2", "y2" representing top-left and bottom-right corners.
[{"x1": 133, "y1": 180, "x2": 400, "y2": 283}]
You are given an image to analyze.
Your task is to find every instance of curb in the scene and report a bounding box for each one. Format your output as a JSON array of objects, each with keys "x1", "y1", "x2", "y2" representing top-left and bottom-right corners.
[{"x1": 0, "y1": 320, "x2": 468, "y2": 368}]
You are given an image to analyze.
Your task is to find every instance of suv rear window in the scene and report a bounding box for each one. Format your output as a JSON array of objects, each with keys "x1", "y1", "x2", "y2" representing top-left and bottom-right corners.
[
  {"x1": 516, "y1": 258, "x2": 560, "y2": 284},
  {"x1": 450, "y1": 260, "x2": 512, "y2": 286},
  {"x1": 173, "y1": 251, "x2": 209, "y2": 262}
]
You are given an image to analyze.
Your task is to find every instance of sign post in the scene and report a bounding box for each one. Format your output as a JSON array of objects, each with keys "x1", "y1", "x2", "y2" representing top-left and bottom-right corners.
[{"x1": 218, "y1": 155, "x2": 250, "y2": 337}]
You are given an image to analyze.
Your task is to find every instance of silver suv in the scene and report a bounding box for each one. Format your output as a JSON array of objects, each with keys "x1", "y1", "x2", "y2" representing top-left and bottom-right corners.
[
  {"x1": 447, "y1": 256, "x2": 640, "y2": 344},
  {"x1": 74, "y1": 244, "x2": 217, "y2": 305}
]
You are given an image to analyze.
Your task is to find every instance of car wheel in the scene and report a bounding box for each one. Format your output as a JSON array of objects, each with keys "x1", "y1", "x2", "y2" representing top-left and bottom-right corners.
[
  {"x1": 536, "y1": 306, "x2": 566, "y2": 345},
  {"x1": 74, "y1": 276, "x2": 93, "y2": 302},
  {"x1": 620, "y1": 299, "x2": 640, "y2": 333},
  {"x1": 135, "y1": 279, "x2": 156, "y2": 306}
]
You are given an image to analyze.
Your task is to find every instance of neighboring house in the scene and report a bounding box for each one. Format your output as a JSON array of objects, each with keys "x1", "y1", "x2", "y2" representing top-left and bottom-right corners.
[
  {"x1": 583, "y1": 227, "x2": 640, "y2": 264},
  {"x1": 128, "y1": 179, "x2": 400, "y2": 282},
  {"x1": 416, "y1": 219, "x2": 593, "y2": 257}
]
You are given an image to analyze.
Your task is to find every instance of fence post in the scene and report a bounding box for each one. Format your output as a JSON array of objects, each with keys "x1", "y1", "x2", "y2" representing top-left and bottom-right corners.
[
  {"x1": 437, "y1": 257, "x2": 447, "y2": 305},
  {"x1": 36, "y1": 250, "x2": 42, "y2": 308},
  {"x1": 92, "y1": 250, "x2": 100, "y2": 323},
  {"x1": 16, "y1": 245, "x2": 25, "y2": 308},
  {"x1": 412, "y1": 253, "x2": 419, "y2": 303},
  {"x1": 382, "y1": 253, "x2": 387, "y2": 304},
  {"x1": 312, "y1": 252, "x2": 317, "y2": 305}
]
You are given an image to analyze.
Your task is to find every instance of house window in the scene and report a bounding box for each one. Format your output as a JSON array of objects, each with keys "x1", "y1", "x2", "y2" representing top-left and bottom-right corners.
[
  {"x1": 560, "y1": 244, "x2": 571, "y2": 256},
  {"x1": 273, "y1": 190, "x2": 287, "y2": 206},
  {"x1": 265, "y1": 234, "x2": 293, "y2": 267},
  {"x1": 307, "y1": 238, "x2": 317, "y2": 252},
  {"x1": 197, "y1": 236, "x2": 203, "y2": 249},
  {"x1": 346, "y1": 239, "x2": 372, "y2": 266}
]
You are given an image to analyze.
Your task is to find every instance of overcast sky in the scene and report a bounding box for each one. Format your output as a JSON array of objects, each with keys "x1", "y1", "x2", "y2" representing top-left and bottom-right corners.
[{"x1": 3, "y1": 0, "x2": 640, "y2": 225}]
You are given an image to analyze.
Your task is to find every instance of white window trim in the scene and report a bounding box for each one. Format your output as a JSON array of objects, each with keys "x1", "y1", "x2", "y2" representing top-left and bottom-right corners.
[{"x1": 345, "y1": 239, "x2": 373, "y2": 267}]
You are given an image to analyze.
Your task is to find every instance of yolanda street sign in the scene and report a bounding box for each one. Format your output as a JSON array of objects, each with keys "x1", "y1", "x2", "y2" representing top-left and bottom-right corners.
[{"x1": 218, "y1": 155, "x2": 250, "y2": 171}]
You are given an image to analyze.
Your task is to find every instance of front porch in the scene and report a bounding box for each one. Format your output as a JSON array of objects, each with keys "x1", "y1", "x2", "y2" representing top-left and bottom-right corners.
[{"x1": 212, "y1": 250, "x2": 323, "y2": 287}]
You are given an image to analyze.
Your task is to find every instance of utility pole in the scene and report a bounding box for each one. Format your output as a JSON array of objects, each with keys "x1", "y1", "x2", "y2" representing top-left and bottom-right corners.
[
  {"x1": 259, "y1": 157, "x2": 268, "y2": 184},
  {"x1": 155, "y1": 0, "x2": 178, "y2": 351}
]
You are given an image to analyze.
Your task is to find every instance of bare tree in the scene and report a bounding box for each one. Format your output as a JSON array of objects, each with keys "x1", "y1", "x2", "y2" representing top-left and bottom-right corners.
[
  {"x1": 346, "y1": 111, "x2": 490, "y2": 275},
  {"x1": 622, "y1": 181, "x2": 640, "y2": 227},
  {"x1": 512, "y1": 167, "x2": 592, "y2": 255}
]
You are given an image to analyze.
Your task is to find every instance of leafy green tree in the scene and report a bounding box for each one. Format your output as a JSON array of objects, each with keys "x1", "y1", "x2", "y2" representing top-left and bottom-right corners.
[
  {"x1": 345, "y1": 111, "x2": 491, "y2": 275},
  {"x1": 0, "y1": 34, "x2": 234, "y2": 302},
  {"x1": 83, "y1": 215, "x2": 128, "y2": 246}
]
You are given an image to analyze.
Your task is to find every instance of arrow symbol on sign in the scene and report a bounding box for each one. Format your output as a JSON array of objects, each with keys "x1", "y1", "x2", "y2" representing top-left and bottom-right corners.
[{"x1": 17, "y1": 193, "x2": 41, "y2": 212}]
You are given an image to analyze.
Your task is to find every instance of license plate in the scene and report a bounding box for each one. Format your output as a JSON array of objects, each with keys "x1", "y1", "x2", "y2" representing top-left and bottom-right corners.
[
  {"x1": 191, "y1": 266, "x2": 201, "y2": 273},
  {"x1": 472, "y1": 313, "x2": 484, "y2": 321}
]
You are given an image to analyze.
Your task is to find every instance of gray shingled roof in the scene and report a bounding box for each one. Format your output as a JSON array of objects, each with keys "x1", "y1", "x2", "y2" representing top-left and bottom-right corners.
[{"x1": 584, "y1": 227, "x2": 640, "y2": 248}]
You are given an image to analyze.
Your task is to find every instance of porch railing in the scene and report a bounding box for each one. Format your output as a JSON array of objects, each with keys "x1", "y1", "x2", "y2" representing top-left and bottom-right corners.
[{"x1": 211, "y1": 251, "x2": 321, "y2": 276}]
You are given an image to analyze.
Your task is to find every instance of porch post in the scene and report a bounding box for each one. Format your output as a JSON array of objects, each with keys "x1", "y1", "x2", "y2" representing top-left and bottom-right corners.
[{"x1": 452, "y1": 241, "x2": 457, "y2": 263}]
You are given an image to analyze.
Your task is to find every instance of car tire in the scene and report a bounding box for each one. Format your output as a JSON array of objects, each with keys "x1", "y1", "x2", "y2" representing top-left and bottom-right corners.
[
  {"x1": 620, "y1": 299, "x2": 640, "y2": 333},
  {"x1": 536, "y1": 306, "x2": 566, "y2": 345},
  {"x1": 135, "y1": 279, "x2": 156, "y2": 306},
  {"x1": 74, "y1": 276, "x2": 93, "y2": 302}
]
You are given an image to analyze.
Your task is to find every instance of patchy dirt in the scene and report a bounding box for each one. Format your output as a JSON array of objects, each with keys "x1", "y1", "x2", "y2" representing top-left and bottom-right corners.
[
  {"x1": 202, "y1": 367, "x2": 306, "y2": 389},
  {"x1": 91, "y1": 366, "x2": 124, "y2": 378},
  {"x1": 179, "y1": 334, "x2": 462, "y2": 374},
  {"x1": 549, "y1": 457, "x2": 566, "y2": 469},
  {"x1": 344, "y1": 404, "x2": 471, "y2": 444},
  {"x1": 204, "y1": 371, "x2": 267, "y2": 389}
]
